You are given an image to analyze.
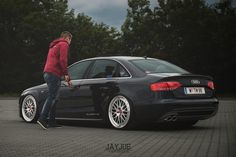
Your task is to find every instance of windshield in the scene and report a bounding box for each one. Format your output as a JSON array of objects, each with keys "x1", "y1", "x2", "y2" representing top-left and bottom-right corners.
[{"x1": 130, "y1": 59, "x2": 189, "y2": 74}]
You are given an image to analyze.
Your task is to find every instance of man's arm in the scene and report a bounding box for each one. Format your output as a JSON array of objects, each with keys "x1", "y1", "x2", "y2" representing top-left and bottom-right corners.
[
  {"x1": 59, "y1": 42, "x2": 69, "y2": 76},
  {"x1": 59, "y1": 42, "x2": 72, "y2": 87}
]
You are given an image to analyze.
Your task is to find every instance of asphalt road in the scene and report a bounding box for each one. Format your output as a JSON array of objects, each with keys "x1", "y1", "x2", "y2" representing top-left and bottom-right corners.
[{"x1": 0, "y1": 98, "x2": 235, "y2": 157}]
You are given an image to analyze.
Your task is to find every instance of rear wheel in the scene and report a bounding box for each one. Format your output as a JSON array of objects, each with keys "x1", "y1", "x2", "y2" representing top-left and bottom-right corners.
[
  {"x1": 21, "y1": 95, "x2": 38, "y2": 122},
  {"x1": 107, "y1": 95, "x2": 135, "y2": 129}
]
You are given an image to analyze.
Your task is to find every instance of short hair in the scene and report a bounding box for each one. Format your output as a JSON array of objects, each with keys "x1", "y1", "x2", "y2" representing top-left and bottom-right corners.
[{"x1": 60, "y1": 31, "x2": 72, "y2": 39}]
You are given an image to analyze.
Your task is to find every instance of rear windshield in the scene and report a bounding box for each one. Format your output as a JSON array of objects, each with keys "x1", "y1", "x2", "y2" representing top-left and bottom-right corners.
[{"x1": 130, "y1": 59, "x2": 188, "y2": 74}]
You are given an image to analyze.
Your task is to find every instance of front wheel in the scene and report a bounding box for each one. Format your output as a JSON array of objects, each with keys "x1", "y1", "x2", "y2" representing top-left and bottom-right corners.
[
  {"x1": 107, "y1": 95, "x2": 135, "y2": 129},
  {"x1": 21, "y1": 95, "x2": 38, "y2": 122}
]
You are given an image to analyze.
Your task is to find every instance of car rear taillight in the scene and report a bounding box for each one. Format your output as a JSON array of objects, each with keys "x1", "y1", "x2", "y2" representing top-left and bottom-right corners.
[
  {"x1": 208, "y1": 81, "x2": 214, "y2": 90},
  {"x1": 150, "y1": 81, "x2": 182, "y2": 92}
]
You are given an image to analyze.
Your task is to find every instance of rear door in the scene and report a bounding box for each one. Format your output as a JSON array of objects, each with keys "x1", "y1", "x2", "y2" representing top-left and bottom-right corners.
[{"x1": 80, "y1": 59, "x2": 120, "y2": 118}]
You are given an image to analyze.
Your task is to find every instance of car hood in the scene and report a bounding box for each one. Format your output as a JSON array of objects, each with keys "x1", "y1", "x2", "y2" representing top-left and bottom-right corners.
[{"x1": 22, "y1": 84, "x2": 47, "y2": 93}]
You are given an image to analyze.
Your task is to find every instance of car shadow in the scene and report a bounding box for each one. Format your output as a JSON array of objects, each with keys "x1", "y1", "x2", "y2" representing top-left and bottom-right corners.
[
  {"x1": 57, "y1": 120, "x2": 214, "y2": 131},
  {"x1": 133, "y1": 123, "x2": 214, "y2": 132},
  {"x1": 57, "y1": 120, "x2": 108, "y2": 129}
]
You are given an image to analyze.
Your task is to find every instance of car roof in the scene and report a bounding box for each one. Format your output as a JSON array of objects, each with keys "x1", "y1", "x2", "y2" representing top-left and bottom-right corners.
[
  {"x1": 69, "y1": 56, "x2": 148, "y2": 78},
  {"x1": 84, "y1": 56, "x2": 152, "y2": 61}
]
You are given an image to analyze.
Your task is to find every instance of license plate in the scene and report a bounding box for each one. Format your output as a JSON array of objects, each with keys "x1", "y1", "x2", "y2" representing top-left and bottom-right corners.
[{"x1": 184, "y1": 87, "x2": 205, "y2": 95}]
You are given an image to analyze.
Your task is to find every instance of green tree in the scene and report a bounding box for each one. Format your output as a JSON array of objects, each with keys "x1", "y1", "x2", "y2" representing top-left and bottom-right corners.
[
  {"x1": 0, "y1": 0, "x2": 123, "y2": 94},
  {"x1": 154, "y1": 0, "x2": 236, "y2": 92},
  {"x1": 0, "y1": 0, "x2": 75, "y2": 93},
  {"x1": 71, "y1": 15, "x2": 122, "y2": 60},
  {"x1": 122, "y1": 0, "x2": 236, "y2": 93},
  {"x1": 210, "y1": 1, "x2": 236, "y2": 92},
  {"x1": 122, "y1": 0, "x2": 155, "y2": 56}
]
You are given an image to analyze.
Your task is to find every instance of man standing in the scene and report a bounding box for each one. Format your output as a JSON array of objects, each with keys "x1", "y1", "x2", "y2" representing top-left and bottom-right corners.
[{"x1": 37, "y1": 31, "x2": 72, "y2": 130}]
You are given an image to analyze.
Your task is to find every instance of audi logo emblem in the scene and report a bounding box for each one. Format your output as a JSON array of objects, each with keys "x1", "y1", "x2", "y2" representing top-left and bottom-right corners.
[{"x1": 191, "y1": 80, "x2": 200, "y2": 84}]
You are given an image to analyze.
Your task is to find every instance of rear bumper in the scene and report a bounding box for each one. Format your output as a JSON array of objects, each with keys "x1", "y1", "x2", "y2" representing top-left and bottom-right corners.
[{"x1": 134, "y1": 98, "x2": 219, "y2": 122}]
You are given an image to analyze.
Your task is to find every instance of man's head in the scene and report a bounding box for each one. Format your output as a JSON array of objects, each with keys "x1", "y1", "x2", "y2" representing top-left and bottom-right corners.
[{"x1": 60, "y1": 31, "x2": 72, "y2": 45}]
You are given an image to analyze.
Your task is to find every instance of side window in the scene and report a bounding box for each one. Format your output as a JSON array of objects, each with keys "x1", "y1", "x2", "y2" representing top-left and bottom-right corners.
[
  {"x1": 68, "y1": 60, "x2": 92, "y2": 80},
  {"x1": 118, "y1": 65, "x2": 130, "y2": 77},
  {"x1": 88, "y1": 60, "x2": 117, "y2": 78}
]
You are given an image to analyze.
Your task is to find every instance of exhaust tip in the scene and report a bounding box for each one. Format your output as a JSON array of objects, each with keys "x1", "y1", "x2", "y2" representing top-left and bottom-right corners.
[
  {"x1": 172, "y1": 116, "x2": 177, "y2": 121},
  {"x1": 163, "y1": 114, "x2": 178, "y2": 122}
]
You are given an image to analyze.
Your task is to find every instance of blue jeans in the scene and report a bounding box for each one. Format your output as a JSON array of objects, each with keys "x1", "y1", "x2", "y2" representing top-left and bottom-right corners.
[{"x1": 39, "y1": 72, "x2": 61, "y2": 123}]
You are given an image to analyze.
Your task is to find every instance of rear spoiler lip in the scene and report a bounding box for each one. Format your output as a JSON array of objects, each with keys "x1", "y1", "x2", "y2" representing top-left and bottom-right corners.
[
  {"x1": 178, "y1": 73, "x2": 213, "y2": 80},
  {"x1": 154, "y1": 73, "x2": 213, "y2": 81}
]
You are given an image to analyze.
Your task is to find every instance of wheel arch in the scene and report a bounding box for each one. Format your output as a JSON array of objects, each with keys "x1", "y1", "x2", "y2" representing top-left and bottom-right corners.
[
  {"x1": 19, "y1": 90, "x2": 40, "y2": 119},
  {"x1": 102, "y1": 92, "x2": 137, "y2": 129}
]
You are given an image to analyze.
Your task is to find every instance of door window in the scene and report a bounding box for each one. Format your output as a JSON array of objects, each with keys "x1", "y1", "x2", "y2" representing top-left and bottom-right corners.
[
  {"x1": 68, "y1": 60, "x2": 92, "y2": 80},
  {"x1": 88, "y1": 60, "x2": 118, "y2": 78},
  {"x1": 88, "y1": 60, "x2": 130, "y2": 78},
  {"x1": 117, "y1": 65, "x2": 130, "y2": 77}
]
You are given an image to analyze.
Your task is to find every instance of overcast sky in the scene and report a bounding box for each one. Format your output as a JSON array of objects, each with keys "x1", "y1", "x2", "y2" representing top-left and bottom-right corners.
[
  {"x1": 67, "y1": 0, "x2": 158, "y2": 30},
  {"x1": 67, "y1": 0, "x2": 233, "y2": 30}
]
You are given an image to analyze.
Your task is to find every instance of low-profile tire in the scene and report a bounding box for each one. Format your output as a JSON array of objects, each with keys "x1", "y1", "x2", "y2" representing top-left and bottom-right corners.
[
  {"x1": 21, "y1": 95, "x2": 38, "y2": 123},
  {"x1": 107, "y1": 95, "x2": 135, "y2": 130}
]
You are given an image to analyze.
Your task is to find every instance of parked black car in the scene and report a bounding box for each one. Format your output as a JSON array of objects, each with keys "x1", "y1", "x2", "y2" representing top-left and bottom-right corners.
[{"x1": 19, "y1": 56, "x2": 219, "y2": 129}]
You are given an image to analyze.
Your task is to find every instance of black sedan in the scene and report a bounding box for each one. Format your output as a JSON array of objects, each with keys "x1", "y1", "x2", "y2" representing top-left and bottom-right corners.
[{"x1": 19, "y1": 56, "x2": 219, "y2": 129}]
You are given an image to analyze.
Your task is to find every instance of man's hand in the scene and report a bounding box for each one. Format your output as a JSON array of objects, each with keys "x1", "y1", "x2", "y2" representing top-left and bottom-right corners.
[
  {"x1": 64, "y1": 75, "x2": 72, "y2": 87},
  {"x1": 64, "y1": 75, "x2": 70, "y2": 82}
]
